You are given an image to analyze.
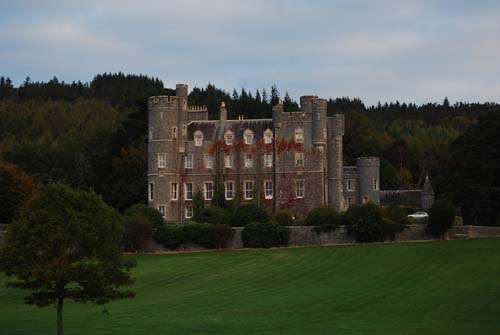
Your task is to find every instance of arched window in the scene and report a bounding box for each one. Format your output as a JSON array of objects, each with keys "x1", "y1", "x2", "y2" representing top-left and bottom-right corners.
[
  {"x1": 263, "y1": 128, "x2": 273, "y2": 144},
  {"x1": 295, "y1": 128, "x2": 304, "y2": 143},
  {"x1": 224, "y1": 130, "x2": 234, "y2": 145},
  {"x1": 194, "y1": 130, "x2": 204, "y2": 146},
  {"x1": 243, "y1": 129, "x2": 254, "y2": 144}
]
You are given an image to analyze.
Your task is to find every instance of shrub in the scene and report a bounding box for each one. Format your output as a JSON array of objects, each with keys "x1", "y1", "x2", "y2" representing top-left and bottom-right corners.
[
  {"x1": 242, "y1": 222, "x2": 289, "y2": 248},
  {"x1": 427, "y1": 199, "x2": 456, "y2": 237},
  {"x1": 305, "y1": 206, "x2": 343, "y2": 228},
  {"x1": 153, "y1": 223, "x2": 233, "y2": 249},
  {"x1": 122, "y1": 215, "x2": 153, "y2": 252},
  {"x1": 345, "y1": 203, "x2": 404, "y2": 242},
  {"x1": 272, "y1": 211, "x2": 294, "y2": 226},
  {"x1": 232, "y1": 204, "x2": 268, "y2": 227},
  {"x1": 196, "y1": 206, "x2": 231, "y2": 225},
  {"x1": 124, "y1": 203, "x2": 164, "y2": 229},
  {"x1": 192, "y1": 189, "x2": 205, "y2": 222},
  {"x1": 384, "y1": 205, "x2": 411, "y2": 226},
  {"x1": 122, "y1": 203, "x2": 163, "y2": 252}
]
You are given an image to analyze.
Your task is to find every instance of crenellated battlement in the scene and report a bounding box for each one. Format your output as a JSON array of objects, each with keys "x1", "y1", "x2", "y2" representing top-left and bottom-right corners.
[
  {"x1": 188, "y1": 105, "x2": 208, "y2": 112},
  {"x1": 148, "y1": 95, "x2": 179, "y2": 107}
]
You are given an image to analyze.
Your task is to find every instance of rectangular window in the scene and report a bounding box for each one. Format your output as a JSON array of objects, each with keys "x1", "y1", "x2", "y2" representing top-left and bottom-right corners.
[
  {"x1": 245, "y1": 153, "x2": 253, "y2": 168},
  {"x1": 204, "y1": 182, "x2": 214, "y2": 200},
  {"x1": 171, "y1": 182, "x2": 178, "y2": 200},
  {"x1": 264, "y1": 153, "x2": 273, "y2": 167},
  {"x1": 182, "y1": 125, "x2": 187, "y2": 136},
  {"x1": 158, "y1": 205, "x2": 166, "y2": 218},
  {"x1": 372, "y1": 178, "x2": 379, "y2": 190},
  {"x1": 347, "y1": 179, "x2": 355, "y2": 191},
  {"x1": 347, "y1": 197, "x2": 353, "y2": 208},
  {"x1": 295, "y1": 152, "x2": 304, "y2": 167},
  {"x1": 225, "y1": 181, "x2": 234, "y2": 200},
  {"x1": 244, "y1": 181, "x2": 254, "y2": 200},
  {"x1": 185, "y1": 183, "x2": 193, "y2": 200},
  {"x1": 264, "y1": 180, "x2": 273, "y2": 199},
  {"x1": 172, "y1": 127, "x2": 177, "y2": 139},
  {"x1": 185, "y1": 154, "x2": 193, "y2": 169},
  {"x1": 148, "y1": 182, "x2": 154, "y2": 201},
  {"x1": 204, "y1": 154, "x2": 213, "y2": 169},
  {"x1": 296, "y1": 179, "x2": 305, "y2": 198},
  {"x1": 185, "y1": 206, "x2": 193, "y2": 219},
  {"x1": 225, "y1": 154, "x2": 233, "y2": 168},
  {"x1": 362, "y1": 196, "x2": 370, "y2": 204},
  {"x1": 157, "y1": 153, "x2": 167, "y2": 168}
]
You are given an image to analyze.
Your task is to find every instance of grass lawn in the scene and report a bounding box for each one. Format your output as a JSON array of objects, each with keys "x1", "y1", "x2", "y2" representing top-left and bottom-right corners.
[{"x1": 1, "y1": 238, "x2": 499, "y2": 335}]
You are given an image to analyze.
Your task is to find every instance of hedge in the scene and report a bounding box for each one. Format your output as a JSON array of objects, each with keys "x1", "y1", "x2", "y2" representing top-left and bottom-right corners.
[
  {"x1": 153, "y1": 223, "x2": 233, "y2": 249},
  {"x1": 241, "y1": 222, "x2": 289, "y2": 248}
]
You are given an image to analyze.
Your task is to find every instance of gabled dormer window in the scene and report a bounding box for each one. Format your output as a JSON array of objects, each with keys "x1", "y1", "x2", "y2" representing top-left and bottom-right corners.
[
  {"x1": 244, "y1": 129, "x2": 254, "y2": 144},
  {"x1": 194, "y1": 130, "x2": 203, "y2": 146},
  {"x1": 263, "y1": 129, "x2": 273, "y2": 144},
  {"x1": 225, "y1": 130, "x2": 234, "y2": 145}
]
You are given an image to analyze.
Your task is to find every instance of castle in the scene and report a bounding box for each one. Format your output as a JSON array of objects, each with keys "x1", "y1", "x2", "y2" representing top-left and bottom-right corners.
[{"x1": 148, "y1": 84, "x2": 434, "y2": 221}]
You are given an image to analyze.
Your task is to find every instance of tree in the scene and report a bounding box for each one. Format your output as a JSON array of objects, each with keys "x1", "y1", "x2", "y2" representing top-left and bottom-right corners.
[
  {"x1": 122, "y1": 203, "x2": 163, "y2": 252},
  {"x1": 0, "y1": 183, "x2": 135, "y2": 335},
  {"x1": 192, "y1": 188, "x2": 205, "y2": 222},
  {"x1": 427, "y1": 199, "x2": 456, "y2": 237},
  {"x1": 0, "y1": 162, "x2": 34, "y2": 223}
]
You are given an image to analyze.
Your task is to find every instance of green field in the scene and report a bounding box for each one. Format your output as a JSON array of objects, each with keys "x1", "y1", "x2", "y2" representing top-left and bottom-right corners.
[{"x1": 1, "y1": 239, "x2": 500, "y2": 335}]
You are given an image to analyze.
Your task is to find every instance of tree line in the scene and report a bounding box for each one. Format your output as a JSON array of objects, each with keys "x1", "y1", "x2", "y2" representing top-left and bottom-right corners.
[{"x1": 0, "y1": 73, "x2": 499, "y2": 225}]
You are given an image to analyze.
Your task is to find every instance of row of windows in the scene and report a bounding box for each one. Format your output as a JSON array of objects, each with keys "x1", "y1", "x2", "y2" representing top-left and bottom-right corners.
[
  {"x1": 345, "y1": 178, "x2": 379, "y2": 191},
  {"x1": 149, "y1": 127, "x2": 305, "y2": 145},
  {"x1": 148, "y1": 179, "x2": 305, "y2": 203},
  {"x1": 157, "y1": 152, "x2": 306, "y2": 169}
]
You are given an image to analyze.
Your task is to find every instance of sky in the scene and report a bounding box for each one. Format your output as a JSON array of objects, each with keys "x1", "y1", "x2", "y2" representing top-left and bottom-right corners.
[{"x1": 1, "y1": 0, "x2": 499, "y2": 105}]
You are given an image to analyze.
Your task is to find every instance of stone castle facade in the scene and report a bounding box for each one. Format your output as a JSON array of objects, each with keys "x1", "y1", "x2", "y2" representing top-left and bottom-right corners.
[{"x1": 148, "y1": 84, "x2": 433, "y2": 222}]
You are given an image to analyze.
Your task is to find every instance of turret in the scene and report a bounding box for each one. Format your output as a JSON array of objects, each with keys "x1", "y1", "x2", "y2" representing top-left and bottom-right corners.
[
  {"x1": 327, "y1": 114, "x2": 345, "y2": 210},
  {"x1": 176, "y1": 84, "x2": 188, "y2": 139},
  {"x1": 300, "y1": 95, "x2": 315, "y2": 113},
  {"x1": 421, "y1": 175, "x2": 434, "y2": 209},
  {"x1": 312, "y1": 98, "x2": 327, "y2": 145},
  {"x1": 272, "y1": 98, "x2": 284, "y2": 127},
  {"x1": 357, "y1": 157, "x2": 380, "y2": 204}
]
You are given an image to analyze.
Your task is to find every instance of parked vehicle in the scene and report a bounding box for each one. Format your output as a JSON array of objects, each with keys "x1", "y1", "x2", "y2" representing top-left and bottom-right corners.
[{"x1": 407, "y1": 211, "x2": 429, "y2": 219}]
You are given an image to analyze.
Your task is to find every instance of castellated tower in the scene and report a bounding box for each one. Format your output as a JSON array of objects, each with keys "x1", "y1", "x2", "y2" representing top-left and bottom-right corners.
[
  {"x1": 147, "y1": 84, "x2": 189, "y2": 221},
  {"x1": 327, "y1": 114, "x2": 345, "y2": 211},
  {"x1": 357, "y1": 157, "x2": 380, "y2": 204}
]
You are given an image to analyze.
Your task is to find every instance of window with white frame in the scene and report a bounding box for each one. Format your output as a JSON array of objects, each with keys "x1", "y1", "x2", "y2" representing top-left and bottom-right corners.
[
  {"x1": 204, "y1": 154, "x2": 213, "y2": 169},
  {"x1": 225, "y1": 131, "x2": 234, "y2": 145},
  {"x1": 185, "y1": 183, "x2": 193, "y2": 200},
  {"x1": 244, "y1": 129, "x2": 254, "y2": 144},
  {"x1": 372, "y1": 178, "x2": 379, "y2": 190},
  {"x1": 244, "y1": 181, "x2": 254, "y2": 200},
  {"x1": 263, "y1": 129, "x2": 273, "y2": 144},
  {"x1": 347, "y1": 197, "x2": 353, "y2": 208},
  {"x1": 225, "y1": 181, "x2": 234, "y2": 200},
  {"x1": 194, "y1": 130, "x2": 203, "y2": 146},
  {"x1": 296, "y1": 179, "x2": 305, "y2": 198},
  {"x1": 347, "y1": 179, "x2": 355, "y2": 191},
  {"x1": 158, "y1": 205, "x2": 166, "y2": 218},
  {"x1": 362, "y1": 196, "x2": 370, "y2": 204},
  {"x1": 172, "y1": 127, "x2": 177, "y2": 139},
  {"x1": 184, "y1": 154, "x2": 193, "y2": 169},
  {"x1": 149, "y1": 127, "x2": 154, "y2": 141},
  {"x1": 185, "y1": 206, "x2": 193, "y2": 219},
  {"x1": 204, "y1": 182, "x2": 214, "y2": 200},
  {"x1": 148, "y1": 182, "x2": 154, "y2": 201},
  {"x1": 295, "y1": 128, "x2": 304, "y2": 143},
  {"x1": 171, "y1": 182, "x2": 178, "y2": 200},
  {"x1": 264, "y1": 180, "x2": 273, "y2": 199},
  {"x1": 295, "y1": 152, "x2": 304, "y2": 167},
  {"x1": 264, "y1": 153, "x2": 273, "y2": 167},
  {"x1": 182, "y1": 125, "x2": 187, "y2": 136},
  {"x1": 225, "y1": 154, "x2": 233, "y2": 168},
  {"x1": 157, "y1": 153, "x2": 167, "y2": 168},
  {"x1": 245, "y1": 153, "x2": 253, "y2": 168}
]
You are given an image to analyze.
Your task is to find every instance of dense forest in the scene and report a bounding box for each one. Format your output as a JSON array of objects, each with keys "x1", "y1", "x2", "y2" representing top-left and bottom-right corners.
[{"x1": 0, "y1": 73, "x2": 499, "y2": 225}]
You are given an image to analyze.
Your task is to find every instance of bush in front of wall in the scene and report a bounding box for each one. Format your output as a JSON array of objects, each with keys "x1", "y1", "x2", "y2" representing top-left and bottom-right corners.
[
  {"x1": 241, "y1": 222, "x2": 289, "y2": 248},
  {"x1": 272, "y1": 211, "x2": 294, "y2": 226},
  {"x1": 231, "y1": 204, "x2": 269, "y2": 227},
  {"x1": 153, "y1": 223, "x2": 233, "y2": 250}
]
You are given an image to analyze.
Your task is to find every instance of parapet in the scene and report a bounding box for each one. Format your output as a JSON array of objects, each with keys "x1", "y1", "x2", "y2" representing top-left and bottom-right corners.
[
  {"x1": 357, "y1": 157, "x2": 380, "y2": 167},
  {"x1": 148, "y1": 95, "x2": 179, "y2": 107},
  {"x1": 300, "y1": 95, "x2": 316, "y2": 113}
]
